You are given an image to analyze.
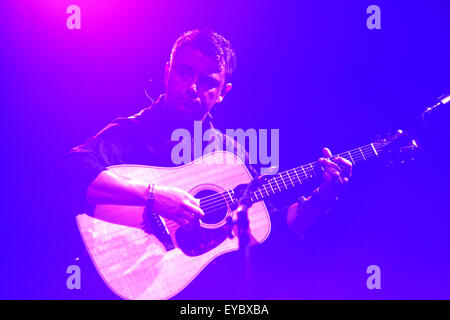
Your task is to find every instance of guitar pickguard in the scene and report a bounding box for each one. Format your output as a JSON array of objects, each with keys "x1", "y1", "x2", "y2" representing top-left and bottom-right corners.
[{"x1": 175, "y1": 224, "x2": 233, "y2": 257}]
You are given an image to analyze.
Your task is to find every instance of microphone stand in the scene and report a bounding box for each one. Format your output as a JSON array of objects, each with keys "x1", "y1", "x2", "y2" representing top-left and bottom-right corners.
[{"x1": 233, "y1": 175, "x2": 267, "y2": 299}]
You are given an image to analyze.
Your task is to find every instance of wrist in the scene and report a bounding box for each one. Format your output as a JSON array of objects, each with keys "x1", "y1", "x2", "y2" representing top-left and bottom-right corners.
[
  {"x1": 145, "y1": 183, "x2": 156, "y2": 210},
  {"x1": 311, "y1": 186, "x2": 338, "y2": 211}
]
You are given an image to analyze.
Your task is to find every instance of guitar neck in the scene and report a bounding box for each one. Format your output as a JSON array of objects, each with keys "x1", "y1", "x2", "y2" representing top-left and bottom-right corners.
[{"x1": 244, "y1": 142, "x2": 383, "y2": 204}]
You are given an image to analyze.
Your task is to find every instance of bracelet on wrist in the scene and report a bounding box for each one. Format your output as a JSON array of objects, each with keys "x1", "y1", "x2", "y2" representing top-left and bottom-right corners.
[
  {"x1": 145, "y1": 183, "x2": 156, "y2": 211},
  {"x1": 142, "y1": 183, "x2": 156, "y2": 233}
]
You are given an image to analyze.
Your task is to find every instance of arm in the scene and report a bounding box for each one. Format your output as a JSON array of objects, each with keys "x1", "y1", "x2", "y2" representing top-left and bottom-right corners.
[
  {"x1": 286, "y1": 148, "x2": 353, "y2": 238},
  {"x1": 86, "y1": 170, "x2": 204, "y2": 228},
  {"x1": 54, "y1": 123, "x2": 203, "y2": 229},
  {"x1": 286, "y1": 190, "x2": 332, "y2": 238},
  {"x1": 86, "y1": 170, "x2": 148, "y2": 206}
]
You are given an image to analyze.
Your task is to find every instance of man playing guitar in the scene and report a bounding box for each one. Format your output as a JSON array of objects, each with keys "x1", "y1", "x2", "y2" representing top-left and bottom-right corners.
[{"x1": 55, "y1": 29, "x2": 352, "y2": 299}]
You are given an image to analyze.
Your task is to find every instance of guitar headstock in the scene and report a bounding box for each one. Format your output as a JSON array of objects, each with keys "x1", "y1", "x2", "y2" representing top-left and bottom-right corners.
[{"x1": 373, "y1": 130, "x2": 420, "y2": 165}]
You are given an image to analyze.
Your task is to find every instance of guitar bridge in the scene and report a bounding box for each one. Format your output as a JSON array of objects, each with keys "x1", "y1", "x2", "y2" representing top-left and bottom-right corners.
[{"x1": 142, "y1": 209, "x2": 175, "y2": 251}]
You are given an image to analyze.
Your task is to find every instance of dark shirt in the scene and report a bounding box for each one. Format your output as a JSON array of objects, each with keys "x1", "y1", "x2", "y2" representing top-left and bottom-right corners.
[{"x1": 54, "y1": 95, "x2": 299, "y2": 299}]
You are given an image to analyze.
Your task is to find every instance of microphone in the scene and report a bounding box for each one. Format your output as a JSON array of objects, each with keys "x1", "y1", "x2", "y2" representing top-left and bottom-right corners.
[
  {"x1": 422, "y1": 94, "x2": 450, "y2": 137},
  {"x1": 422, "y1": 94, "x2": 450, "y2": 118}
]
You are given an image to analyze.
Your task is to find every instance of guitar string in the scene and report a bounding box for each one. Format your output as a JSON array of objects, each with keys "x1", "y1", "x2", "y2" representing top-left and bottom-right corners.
[
  {"x1": 106, "y1": 141, "x2": 393, "y2": 241},
  {"x1": 119, "y1": 142, "x2": 368, "y2": 243},
  {"x1": 123, "y1": 144, "x2": 373, "y2": 241},
  {"x1": 101, "y1": 141, "x2": 373, "y2": 247},
  {"x1": 197, "y1": 143, "x2": 382, "y2": 207},
  {"x1": 198, "y1": 143, "x2": 383, "y2": 211},
  {"x1": 200, "y1": 154, "x2": 377, "y2": 215},
  {"x1": 198, "y1": 142, "x2": 384, "y2": 207},
  {"x1": 198, "y1": 144, "x2": 386, "y2": 214}
]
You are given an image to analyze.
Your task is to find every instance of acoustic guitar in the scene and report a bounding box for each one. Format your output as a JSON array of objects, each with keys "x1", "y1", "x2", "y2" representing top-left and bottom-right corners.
[{"x1": 76, "y1": 130, "x2": 418, "y2": 299}]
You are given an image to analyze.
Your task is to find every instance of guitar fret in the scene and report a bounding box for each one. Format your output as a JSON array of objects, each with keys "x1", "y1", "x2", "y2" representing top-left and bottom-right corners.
[
  {"x1": 267, "y1": 179, "x2": 275, "y2": 194},
  {"x1": 359, "y1": 147, "x2": 366, "y2": 161},
  {"x1": 371, "y1": 143, "x2": 379, "y2": 157},
  {"x1": 309, "y1": 163, "x2": 316, "y2": 178},
  {"x1": 347, "y1": 151, "x2": 355, "y2": 165},
  {"x1": 262, "y1": 184, "x2": 269, "y2": 196},
  {"x1": 293, "y1": 168, "x2": 302, "y2": 184},
  {"x1": 300, "y1": 166, "x2": 307, "y2": 181},
  {"x1": 280, "y1": 173, "x2": 287, "y2": 189},
  {"x1": 286, "y1": 170, "x2": 295, "y2": 187},
  {"x1": 273, "y1": 177, "x2": 281, "y2": 191}
]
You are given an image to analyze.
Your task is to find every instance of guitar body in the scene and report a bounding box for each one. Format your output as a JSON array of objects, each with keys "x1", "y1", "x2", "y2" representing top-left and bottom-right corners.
[{"x1": 76, "y1": 151, "x2": 271, "y2": 300}]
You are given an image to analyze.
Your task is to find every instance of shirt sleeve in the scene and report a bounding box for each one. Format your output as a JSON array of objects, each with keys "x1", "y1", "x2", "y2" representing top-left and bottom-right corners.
[{"x1": 52, "y1": 120, "x2": 127, "y2": 214}]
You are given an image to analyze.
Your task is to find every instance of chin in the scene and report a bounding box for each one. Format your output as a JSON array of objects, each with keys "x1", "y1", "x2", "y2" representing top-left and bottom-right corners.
[{"x1": 170, "y1": 109, "x2": 200, "y2": 127}]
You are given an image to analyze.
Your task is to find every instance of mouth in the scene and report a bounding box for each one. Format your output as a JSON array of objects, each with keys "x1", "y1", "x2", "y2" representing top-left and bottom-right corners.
[{"x1": 178, "y1": 98, "x2": 201, "y2": 108}]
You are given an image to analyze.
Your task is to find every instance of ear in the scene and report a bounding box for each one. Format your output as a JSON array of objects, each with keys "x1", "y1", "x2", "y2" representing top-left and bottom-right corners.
[
  {"x1": 216, "y1": 83, "x2": 232, "y2": 103},
  {"x1": 163, "y1": 61, "x2": 170, "y2": 90}
]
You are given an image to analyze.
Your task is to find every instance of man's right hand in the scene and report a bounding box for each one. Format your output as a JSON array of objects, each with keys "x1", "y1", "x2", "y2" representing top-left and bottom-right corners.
[
  {"x1": 87, "y1": 170, "x2": 204, "y2": 229},
  {"x1": 152, "y1": 185, "x2": 205, "y2": 227}
]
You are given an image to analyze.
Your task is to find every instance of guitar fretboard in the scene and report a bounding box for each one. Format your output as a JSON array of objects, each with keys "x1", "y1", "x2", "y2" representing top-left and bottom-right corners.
[
  {"x1": 199, "y1": 142, "x2": 387, "y2": 212},
  {"x1": 245, "y1": 143, "x2": 382, "y2": 203}
]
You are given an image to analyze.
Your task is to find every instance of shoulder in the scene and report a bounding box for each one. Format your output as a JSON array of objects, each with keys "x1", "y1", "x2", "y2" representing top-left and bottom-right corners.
[
  {"x1": 93, "y1": 107, "x2": 150, "y2": 141},
  {"x1": 219, "y1": 131, "x2": 262, "y2": 178},
  {"x1": 68, "y1": 109, "x2": 149, "y2": 155},
  {"x1": 220, "y1": 131, "x2": 247, "y2": 155},
  {"x1": 94, "y1": 95, "x2": 165, "y2": 140}
]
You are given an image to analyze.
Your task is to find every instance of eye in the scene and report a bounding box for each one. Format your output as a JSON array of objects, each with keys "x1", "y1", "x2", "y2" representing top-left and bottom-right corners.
[
  {"x1": 175, "y1": 66, "x2": 193, "y2": 80},
  {"x1": 198, "y1": 75, "x2": 219, "y2": 89}
]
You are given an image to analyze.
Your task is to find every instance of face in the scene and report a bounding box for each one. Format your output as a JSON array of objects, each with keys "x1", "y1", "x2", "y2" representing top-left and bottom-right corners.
[{"x1": 164, "y1": 45, "x2": 232, "y2": 124}]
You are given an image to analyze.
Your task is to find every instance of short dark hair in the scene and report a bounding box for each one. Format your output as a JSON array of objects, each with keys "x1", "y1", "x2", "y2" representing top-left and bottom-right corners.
[{"x1": 170, "y1": 29, "x2": 237, "y2": 83}]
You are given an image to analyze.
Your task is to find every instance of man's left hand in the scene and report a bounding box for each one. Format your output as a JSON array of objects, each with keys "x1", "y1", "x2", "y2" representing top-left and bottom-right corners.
[{"x1": 317, "y1": 147, "x2": 352, "y2": 204}]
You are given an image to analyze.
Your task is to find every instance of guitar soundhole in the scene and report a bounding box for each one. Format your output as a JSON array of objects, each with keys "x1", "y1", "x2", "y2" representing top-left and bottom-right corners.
[
  {"x1": 174, "y1": 189, "x2": 231, "y2": 257},
  {"x1": 196, "y1": 190, "x2": 229, "y2": 226}
]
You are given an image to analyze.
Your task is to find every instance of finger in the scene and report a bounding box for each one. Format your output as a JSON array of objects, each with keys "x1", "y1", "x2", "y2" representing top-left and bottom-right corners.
[
  {"x1": 319, "y1": 157, "x2": 341, "y2": 172},
  {"x1": 184, "y1": 200, "x2": 205, "y2": 219},
  {"x1": 335, "y1": 156, "x2": 352, "y2": 168},
  {"x1": 176, "y1": 216, "x2": 190, "y2": 227},
  {"x1": 331, "y1": 170, "x2": 343, "y2": 184},
  {"x1": 329, "y1": 167, "x2": 343, "y2": 181},
  {"x1": 323, "y1": 170, "x2": 333, "y2": 183},
  {"x1": 185, "y1": 192, "x2": 201, "y2": 207},
  {"x1": 323, "y1": 167, "x2": 339, "y2": 182},
  {"x1": 335, "y1": 157, "x2": 352, "y2": 178},
  {"x1": 322, "y1": 147, "x2": 332, "y2": 158}
]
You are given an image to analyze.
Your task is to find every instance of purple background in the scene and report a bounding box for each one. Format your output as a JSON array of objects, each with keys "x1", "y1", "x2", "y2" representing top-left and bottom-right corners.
[{"x1": 0, "y1": 0, "x2": 449, "y2": 299}]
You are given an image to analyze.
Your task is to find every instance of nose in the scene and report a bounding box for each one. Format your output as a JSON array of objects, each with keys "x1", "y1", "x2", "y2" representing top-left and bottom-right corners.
[{"x1": 187, "y1": 80, "x2": 198, "y2": 98}]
